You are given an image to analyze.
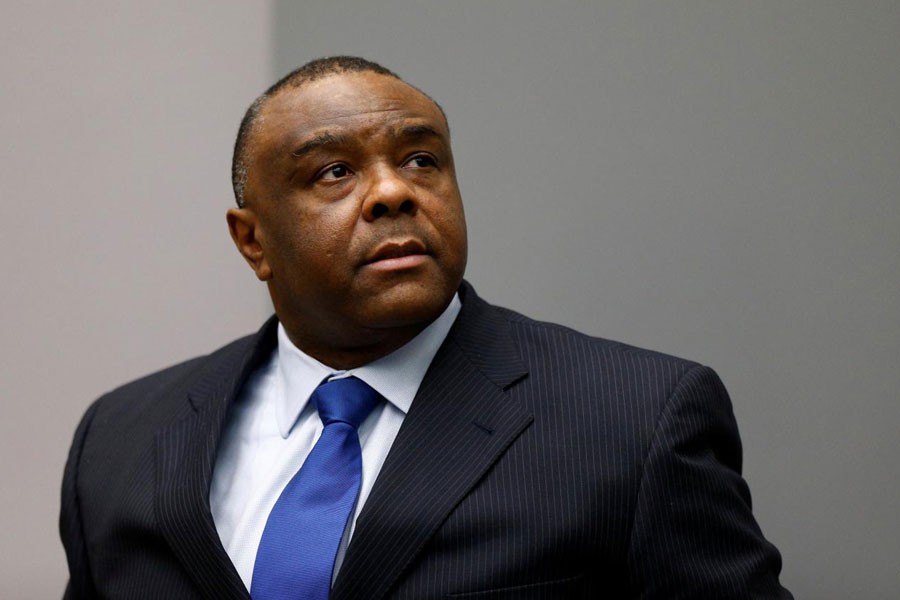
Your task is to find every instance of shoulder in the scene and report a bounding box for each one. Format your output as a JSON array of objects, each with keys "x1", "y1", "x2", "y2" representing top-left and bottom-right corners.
[
  {"x1": 102, "y1": 332, "x2": 255, "y2": 400},
  {"x1": 84, "y1": 323, "x2": 273, "y2": 431},
  {"x1": 466, "y1": 294, "x2": 734, "y2": 447},
  {"x1": 471, "y1": 292, "x2": 745, "y2": 485},
  {"x1": 64, "y1": 324, "x2": 276, "y2": 494},
  {"x1": 492, "y1": 300, "x2": 704, "y2": 389}
]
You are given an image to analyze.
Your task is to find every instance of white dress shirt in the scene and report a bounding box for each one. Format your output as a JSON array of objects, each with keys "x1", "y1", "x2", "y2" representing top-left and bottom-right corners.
[{"x1": 209, "y1": 294, "x2": 461, "y2": 591}]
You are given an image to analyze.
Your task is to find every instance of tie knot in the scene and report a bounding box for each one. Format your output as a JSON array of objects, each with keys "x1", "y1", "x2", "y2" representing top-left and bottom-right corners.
[{"x1": 312, "y1": 376, "x2": 381, "y2": 429}]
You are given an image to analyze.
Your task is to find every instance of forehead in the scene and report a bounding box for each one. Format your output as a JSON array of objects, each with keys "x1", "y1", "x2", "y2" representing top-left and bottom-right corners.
[{"x1": 255, "y1": 72, "x2": 448, "y2": 151}]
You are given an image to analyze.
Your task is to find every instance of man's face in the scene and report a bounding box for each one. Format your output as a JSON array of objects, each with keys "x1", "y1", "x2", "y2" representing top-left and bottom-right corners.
[{"x1": 229, "y1": 71, "x2": 467, "y2": 364}]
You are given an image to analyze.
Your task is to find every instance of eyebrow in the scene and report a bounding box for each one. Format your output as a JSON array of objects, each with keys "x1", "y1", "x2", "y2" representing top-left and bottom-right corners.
[
  {"x1": 289, "y1": 124, "x2": 446, "y2": 159},
  {"x1": 290, "y1": 132, "x2": 349, "y2": 159},
  {"x1": 393, "y1": 124, "x2": 445, "y2": 143}
]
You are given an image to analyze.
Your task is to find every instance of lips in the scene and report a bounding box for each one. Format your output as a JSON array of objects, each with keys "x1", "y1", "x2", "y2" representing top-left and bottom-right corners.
[
  {"x1": 362, "y1": 238, "x2": 431, "y2": 272},
  {"x1": 365, "y1": 239, "x2": 428, "y2": 264}
]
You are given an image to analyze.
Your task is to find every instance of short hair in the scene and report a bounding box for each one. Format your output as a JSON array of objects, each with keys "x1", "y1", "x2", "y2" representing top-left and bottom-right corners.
[{"x1": 231, "y1": 56, "x2": 400, "y2": 208}]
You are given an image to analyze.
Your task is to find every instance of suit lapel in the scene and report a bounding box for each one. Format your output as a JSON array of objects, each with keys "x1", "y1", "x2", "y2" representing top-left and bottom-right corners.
[
  {"x1": 333, "y1": 284, "x2": 532, "y2": 600},
  {"x1": 155, "y1": 319, "x2": 278, "y2": 600}
]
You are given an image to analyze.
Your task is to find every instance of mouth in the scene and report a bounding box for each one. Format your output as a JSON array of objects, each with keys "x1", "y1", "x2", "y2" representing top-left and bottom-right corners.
[{"x1": 363, "y1": 239, "x2": 431, "y2": 271}]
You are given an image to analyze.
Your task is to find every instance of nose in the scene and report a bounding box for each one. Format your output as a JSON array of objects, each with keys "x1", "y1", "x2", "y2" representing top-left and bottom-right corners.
[{"x1": 361, "y1": 165, "x2": 418, "y2": 221}]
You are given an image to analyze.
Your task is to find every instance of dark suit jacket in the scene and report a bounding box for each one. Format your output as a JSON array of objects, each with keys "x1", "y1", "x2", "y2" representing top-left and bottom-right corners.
[{"x1": 60, "y1": 282, "x2": 791, "y2": 599}]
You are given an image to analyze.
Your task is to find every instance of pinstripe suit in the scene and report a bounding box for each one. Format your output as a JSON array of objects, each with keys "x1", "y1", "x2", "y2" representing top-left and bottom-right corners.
[{"x1": 60, "y1": 282, "x2": 791, "y2": 598}]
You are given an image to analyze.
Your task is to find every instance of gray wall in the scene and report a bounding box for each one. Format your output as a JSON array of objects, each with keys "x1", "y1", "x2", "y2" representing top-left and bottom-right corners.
[
  {"x1": 0, "y1": 2, "x2": 271, "y2": 597},
  {"x1": 272, "y1": 1, "x2": 898, "y2": 598},
  {"x1": 2, "y1": 1, "x2": 897, "y2": 598}
]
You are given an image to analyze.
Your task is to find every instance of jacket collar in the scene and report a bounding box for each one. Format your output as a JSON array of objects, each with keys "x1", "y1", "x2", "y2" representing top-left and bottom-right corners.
[
  {"x1": 154, "y1": 282, "x2": 531, "y2": 599},
  {"x1": 155, "y1": 317, "x2": 277, "y2": 599},
  {"x1": 333, "y1": 282, "x2": 532, "y2": 599}
]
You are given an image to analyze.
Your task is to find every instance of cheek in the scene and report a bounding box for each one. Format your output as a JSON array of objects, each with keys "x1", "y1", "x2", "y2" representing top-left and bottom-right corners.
[
  {"x1": 258, "y1": 208, "x2": 311, "y2": 274},
  {"x1": 273, "y1": 205, "x2": 357, "y2": 275},
  {"x1": 308, "y1": 208, "x2": 357, "y2": 262},
  {"x1": 429, "y1": 200, "x2": 468, "y2": 273},
  {"x1": 435, "y1": 196, "x2": 467, "y2": 243}
]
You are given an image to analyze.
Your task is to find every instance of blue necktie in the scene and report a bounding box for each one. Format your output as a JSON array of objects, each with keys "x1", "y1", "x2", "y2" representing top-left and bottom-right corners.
[{"x1": 251, "y1": 376, "x2": 381, "y2": 600}]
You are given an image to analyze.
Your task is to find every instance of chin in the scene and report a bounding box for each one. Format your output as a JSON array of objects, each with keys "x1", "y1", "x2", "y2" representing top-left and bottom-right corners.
[{"x1": 361, "y1": 281, "x2": 455, "y2": 330}]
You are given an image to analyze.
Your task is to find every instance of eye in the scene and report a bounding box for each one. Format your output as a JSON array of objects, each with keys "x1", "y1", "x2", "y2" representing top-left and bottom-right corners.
[
  {"x1": 319, "y1": 163, "x2": 352, "y2": 181},
  {"x1": 403, "y1": 154, "x2": 437, "y2": 169}
]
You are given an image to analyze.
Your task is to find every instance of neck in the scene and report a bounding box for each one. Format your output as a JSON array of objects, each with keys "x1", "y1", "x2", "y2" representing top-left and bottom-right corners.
[{"x1": 280, "y1": 321, "x2": 430, "y2": 370}]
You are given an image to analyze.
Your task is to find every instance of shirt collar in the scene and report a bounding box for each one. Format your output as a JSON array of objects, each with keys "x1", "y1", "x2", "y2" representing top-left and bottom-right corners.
[{"x1": 273, "y1": 293, "x2": 462, "y2": 438}]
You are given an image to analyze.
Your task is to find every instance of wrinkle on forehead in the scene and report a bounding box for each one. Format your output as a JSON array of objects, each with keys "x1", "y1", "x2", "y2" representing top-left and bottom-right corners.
[
  {"x1": 271, "y1": 114, "x2": 446, "y2": 160},
  {"x1": 285, "y1": 105, "x2": 412, "y2": 126},
  {"x1": 290, "y1": 121, "x2": 445, "y2": 156},
  {"x1": 267, "y1": 110, "x2": 447, "y2": 158}
]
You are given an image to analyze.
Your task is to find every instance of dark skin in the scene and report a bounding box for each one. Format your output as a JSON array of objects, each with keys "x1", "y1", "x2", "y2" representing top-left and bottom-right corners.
[{"x1": 227, "y1": 72, "x2": 468, "y2": 369}]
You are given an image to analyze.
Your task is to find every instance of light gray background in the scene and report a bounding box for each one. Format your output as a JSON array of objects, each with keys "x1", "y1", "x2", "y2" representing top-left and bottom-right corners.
[
  {"x1": 2, "y1": 1, "x2": 897, "y2": 598},
  {"x1": 1, "y1": 2, "x2": 272, "y2": 598}
]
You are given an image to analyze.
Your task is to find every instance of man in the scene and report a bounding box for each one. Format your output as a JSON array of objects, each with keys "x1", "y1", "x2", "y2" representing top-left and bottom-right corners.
[{"x1": 60, "y1": 56, "x2": 792, "y2": 599}]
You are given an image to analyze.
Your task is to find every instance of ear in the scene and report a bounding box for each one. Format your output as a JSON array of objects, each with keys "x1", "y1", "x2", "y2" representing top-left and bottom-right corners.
[{"x1": 226, "y1": 207, "x2": 272, "y2": 281}]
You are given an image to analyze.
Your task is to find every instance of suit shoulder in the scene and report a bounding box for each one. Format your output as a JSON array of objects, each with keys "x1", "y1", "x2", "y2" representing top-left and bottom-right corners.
[
  {"x1": 495, "y1": 304, "x2": 701, "y2": 373},
  {"x1": 485, "y1": 303, "x2": 724, "y2": 414},
  {"x1": 87, "y1": 329, "x2": 264, "y2": 424},
  {"x1": 483, "y1": 302, "x2": 736, "y2": 455},
  {"x1": 106, "y1": 332, "x2": 257, "y2": 398}
]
